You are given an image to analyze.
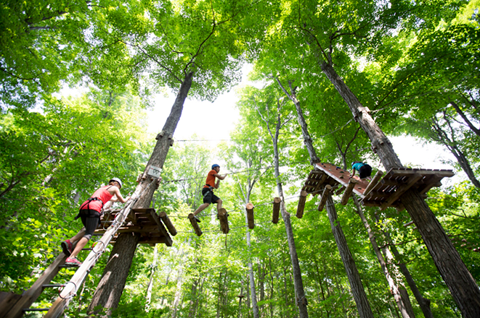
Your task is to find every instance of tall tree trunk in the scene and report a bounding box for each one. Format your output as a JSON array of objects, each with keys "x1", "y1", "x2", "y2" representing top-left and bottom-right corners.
[
  {"x1": 88, "y1": 72, "x2": 194, "y2": 315},
  {"x1": 325, "y1": 195, "x2": 374, "y2": 318},
  {"x1": 287, "y1": 83, "x2": 372, "y2": 317},
  {"x1": 189, "y1": 280, "x2": 198, "y2": 318},
  {"x1": 172, "y1": 237, "x2": 192, "y2": 318},
  {"x1": 352, "y1": 196, "x2": 413, "y2": 318},
  {"x1": 320, "y1": 61, "x2": 480, "y2": 316},
  {"x1": 375, "y1": 213, "x2": 434, "y2": 318},
  {"x1": 245, "y1": 193, "x2": 260, "y2": 318}
]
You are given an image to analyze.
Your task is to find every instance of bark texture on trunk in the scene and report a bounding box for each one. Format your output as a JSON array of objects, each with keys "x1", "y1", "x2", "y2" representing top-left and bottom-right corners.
[
  {"x1": 87, "y1": 233, "x2": 140, "y2": 316},
  {"x1": 320, "y1": 61, "x2": 480, "y2": 316},
  {"x1": 326, "y1": 196, "x2": 374, "y2": 318},
  {"x1": 88, "y1": 72, "x2": 194, "y2": 313}
]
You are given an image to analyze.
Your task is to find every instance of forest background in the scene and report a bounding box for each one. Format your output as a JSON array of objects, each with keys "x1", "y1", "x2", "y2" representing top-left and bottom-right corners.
[{"x1": 1, "y1": 0, "x2": 480, "y2": 317}]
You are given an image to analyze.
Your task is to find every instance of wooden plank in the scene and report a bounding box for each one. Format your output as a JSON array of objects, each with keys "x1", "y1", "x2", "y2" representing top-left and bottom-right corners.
[
  {"x1": 246, "y1": 203, "x2": 255, "y2": 229},
  {"x1": 0, "y1": 292, "x2": 22, "y2": 318},
  {"x1": 362, "y1": 170, "x2": 384, "y2": 197},
  {"x1": 4, "y1": 248, "x2": 70, "y2": 318},
  {"x1": 218, "y1": 208, "x2": 230, "y2": 234},
  {"x1": 138, "y1": 237, "x2": 167, "y2": 244},
  {"x1": 188, "y1": 213, "x2": 203, "y2": 236},
  {"x1": 272, "y1": 197, "x2": 281, "y2": 224},
  {"x1": 390, "y1": 169, "x2": 454, "y2": 177},
  {"x1": 296, "y1": 191, "x2": 308, "y2": 219},
  {"x1": 317, "y1": 185, "x2": 332, "y2": 211},
  {"x1": 159, "y1": 212, "x2": 177, "y2": 236},
  {"x1": 149, "y1": 209, "x2": 173, "y2": 246},
  {"x1": 95, "y1": 225, "x2": 159, "y2": 235},
  {"x1": 340, "y1": 179, "x2": 357, "y2": 205},
  {"x1": 380, "y1": 173, "x2": 423, "y2": 210}
]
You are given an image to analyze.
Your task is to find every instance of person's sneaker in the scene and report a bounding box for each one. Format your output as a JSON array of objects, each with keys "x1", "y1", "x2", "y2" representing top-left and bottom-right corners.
[
  {"x1": 194, "y1": 216, "x2": 201, "y2": 223},
  {"x1": 61, "y1": 240, "x2": 73, "y2": 256},
  {"x1": 65, "y1": 257, "x2": 82, "y2": 267}
]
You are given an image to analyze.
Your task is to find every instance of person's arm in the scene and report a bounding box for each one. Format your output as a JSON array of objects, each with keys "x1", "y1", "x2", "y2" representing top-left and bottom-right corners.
[
  {"x1": 111, "y1": 187, "x2": 130, "y2": 203},
  {"x1": 213, "y1": 173, "x2": 227, "y2": 180},
  {"x1": 350, "y1": 169, "x2": 356, "y2": 179}
]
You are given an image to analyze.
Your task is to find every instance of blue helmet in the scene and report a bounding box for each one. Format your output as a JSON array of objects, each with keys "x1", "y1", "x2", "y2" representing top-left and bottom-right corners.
[{"x1": 212, "y1": 164, "x2": 220, "y2": 169}]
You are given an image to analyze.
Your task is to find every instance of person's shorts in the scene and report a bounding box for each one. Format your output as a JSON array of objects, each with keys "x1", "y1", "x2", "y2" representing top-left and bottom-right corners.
[
  {"x1": 202, "y1": 188, "x2": 220, "y2": 204},
  {"x1": 79, "y1": 209, "x2": 101, "y2": 240},
  {"x1": 359, "y1": 165, "x2": 372, "y2": 179}
]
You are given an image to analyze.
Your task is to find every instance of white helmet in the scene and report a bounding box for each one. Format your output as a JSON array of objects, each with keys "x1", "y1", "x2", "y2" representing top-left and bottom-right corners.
[{"x1": 109, "y1": 177, "x2": 123, "y2": 188}]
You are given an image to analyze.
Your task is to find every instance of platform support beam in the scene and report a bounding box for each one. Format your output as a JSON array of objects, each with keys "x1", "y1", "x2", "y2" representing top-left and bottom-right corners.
[
  {"x1": 188, "y1": 213, "x2": 202, "y2": 236},
  {"x1": 363, "y1": 170, "x2": 384, "y2": 197},
  {"x1": 296, "y1": 191, "x2": 308, "y2": 219},
  {"x1": 246, "y1": 203, "x2": 255, "y2": 229},
  {"x1": 317, "y1": 185, "x2": 332, "y2": 211},
  {"x1": 380, "y1": 173, "x2": 422, "y2": 210},
  {"x1": 272, "y1": 197, "x2": 281, "y2": 224},
  {"x1": 341, "y1": 179, "x2": 358, "y2": 205}
]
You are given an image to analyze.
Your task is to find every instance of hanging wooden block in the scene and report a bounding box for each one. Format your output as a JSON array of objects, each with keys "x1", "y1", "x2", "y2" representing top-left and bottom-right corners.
[
  {"x1": 341, "y1": 179, "x2": 358, "y2": 205},
  {"x1": 188, "y1": 213, "x2": 203, "y2": 236},
  {"x1": 272, "y1": 197, "x2": 281, "y2": 224},
  {"x1": 218, "y1": 208, "x2": 230, "y2": 234},
  {"x1": 317, "y1": 185, "x2": 332, "y2": 211},
  {"x1": 296, "y1": 191, "x2": 308, "y2": 219},
  {"x1": 246, "y1": 203, "x2": 255, "y2": 229},
  {"x1": 159, "y1": 212, "x2": 177, "y2": 236}
]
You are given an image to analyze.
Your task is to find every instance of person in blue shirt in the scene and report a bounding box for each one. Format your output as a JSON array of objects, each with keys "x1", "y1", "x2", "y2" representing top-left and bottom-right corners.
[{"x1": 351, "y1": 161, "x2": 372, "y2": 180}]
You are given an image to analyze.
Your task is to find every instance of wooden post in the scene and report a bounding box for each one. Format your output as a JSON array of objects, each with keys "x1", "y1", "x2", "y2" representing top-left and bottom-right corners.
[
  {"x1": 159, "y1": 212, "x2": 177, "y2": 236},
  {"x1": 341, "y1": 179, "x2": 358, "y2": 205},
  {"x1": 246, "y1": 203, "x2": 255, "y2": 229},
  {"x1": 218, "y1": 208, "x2": 230, "y2": 234},
  {"x1": 363, "y1": 170, "x2": 384, "y2": 197},
  {"x1": 317, "y1": 185, "x2": 332, "y2": 211},
  {"x1": 272, "y1": 197, "x2": 281, "y2": 224},
  {"x1": 188, "y1": 214, "x2": 202, "y2": 236},
  {"x1": 148, "y1": 209, "x2": 173, "y2": 246},
  {"x1": 296, "y1": 191, "x2": 308, "y2": 219}
]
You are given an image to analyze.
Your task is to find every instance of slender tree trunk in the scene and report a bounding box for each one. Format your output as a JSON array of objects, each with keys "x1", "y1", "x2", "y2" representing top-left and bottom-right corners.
[
  {"x1": 146, "y1": 245, "x2": 158, "y2": 307},
  {"x1": 352, "y1": 196, "x2": 412, "y2": 317},
  {"x1": 320, "y1": 61, "x2": 480, "y2": 316},
  {"x1": 375, "y1": 213, "x2": 434, "y2": 318},
  {"x1": 87, "y1": 72, "x2": 193, "y2": 314},
  {"x1": 189, "y1": 280, "x2": 198, "y2": 318}
]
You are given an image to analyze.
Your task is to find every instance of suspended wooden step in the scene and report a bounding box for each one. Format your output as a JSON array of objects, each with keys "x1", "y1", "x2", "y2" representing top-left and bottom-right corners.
[
  {"x1": 246, "y1": 203, "x2": 255, "y2": 229},
  {"x1": 96, "y1": 208, "x2": 173, "y2": 246},
  {"x1": 272, "y1": 197, "x2": 281, "y2": 224},
  {"x1": 218, "y1": 208, "x2": 230, "y2": 234},
  {"x1": 187, "y1": 213, "x2": 202, "y2": 236},
  {"x1": 301, "y1": 163, "x2": 453, "y2": 211},
  {"x1": 296, "y1": 190, "x2": 308, "y2": 218}
]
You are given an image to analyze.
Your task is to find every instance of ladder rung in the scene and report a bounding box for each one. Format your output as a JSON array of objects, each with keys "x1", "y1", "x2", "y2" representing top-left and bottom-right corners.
[
  {"x1": 23, "y1": 308, "x2": 50, "y2": 312},
  {"x1": 42, "y1": 284, "x2": 65, "y2": 288},
  {"x1": 59, "y1": 264, "x2": 80, "y2": 268},
  {"x1": 92, "y1": 233, "x2": 102, "y2": 236},
  {"x1": 82, "y1": 248, "x2": 93, "y2": 250}
]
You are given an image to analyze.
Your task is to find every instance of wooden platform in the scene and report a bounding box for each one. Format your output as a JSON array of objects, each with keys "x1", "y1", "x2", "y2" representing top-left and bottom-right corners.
[
  {"x1": 95, "y1": 208, "x2": 176, "y2": 246},
  {"x1": 301, "y1": 163, "x2": 453, "y2": 211}
]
